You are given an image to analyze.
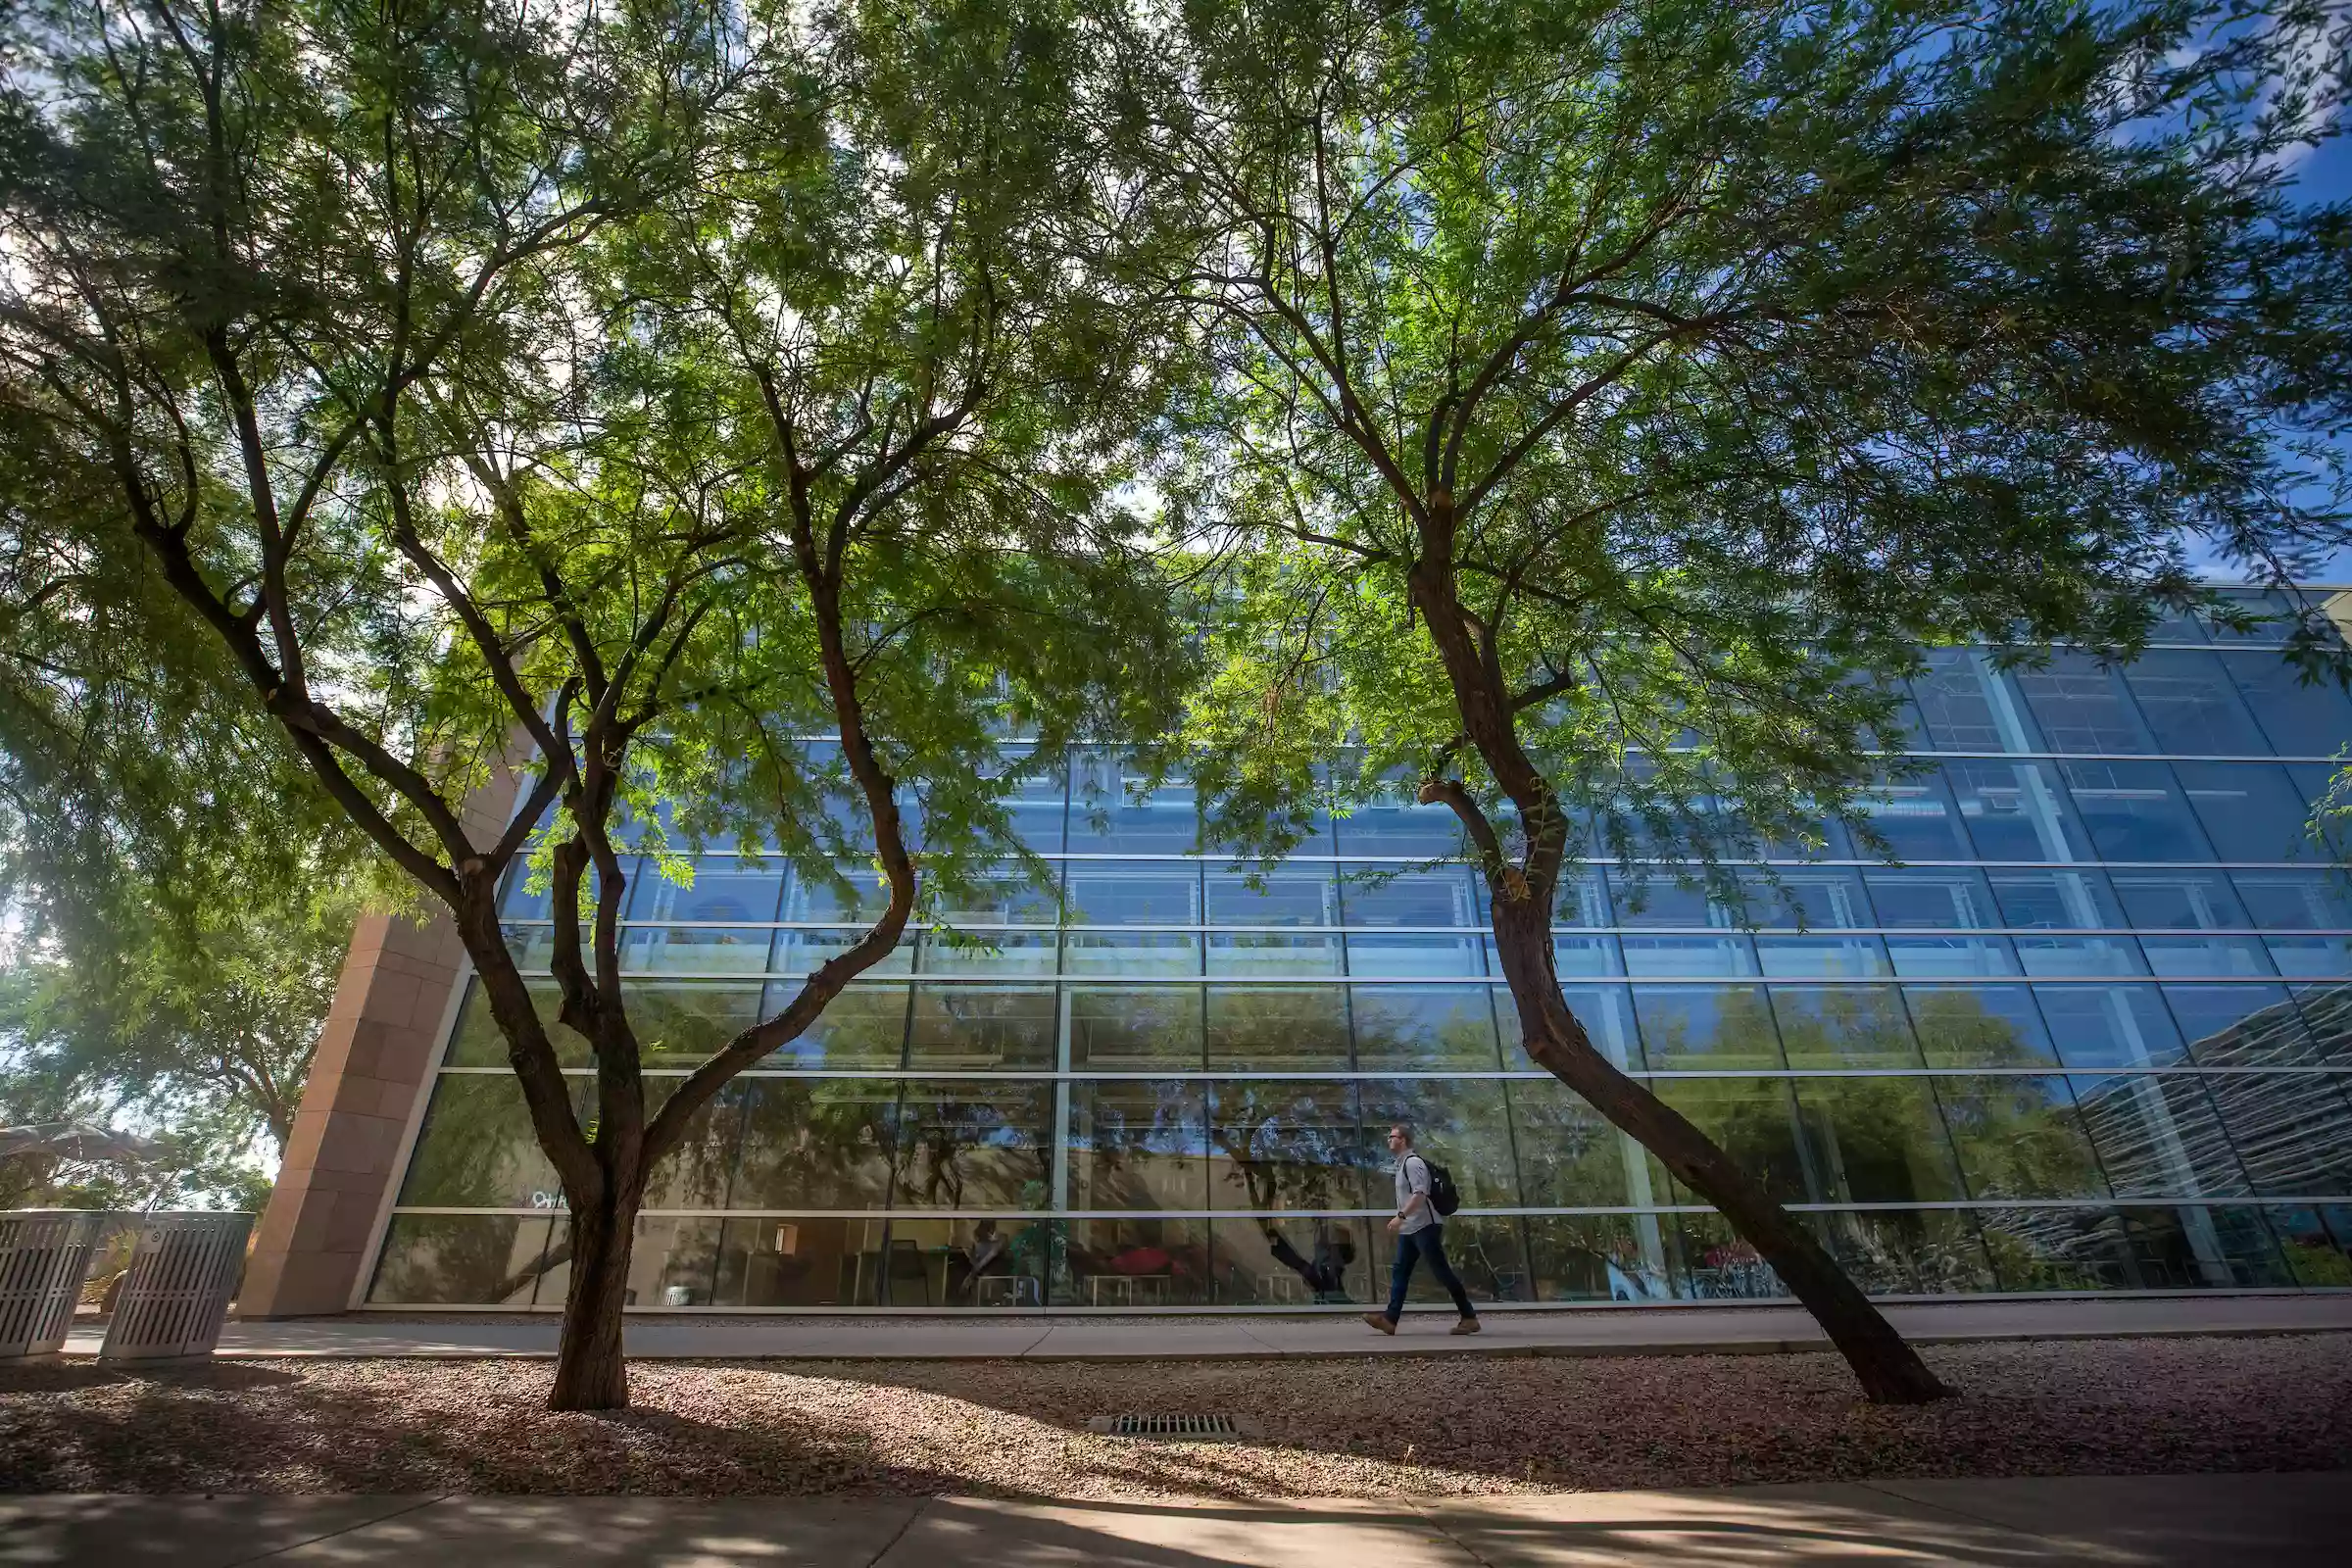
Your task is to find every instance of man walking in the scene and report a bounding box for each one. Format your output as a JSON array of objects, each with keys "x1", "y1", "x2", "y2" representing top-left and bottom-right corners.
[{"x1": 1365, "y1": 1122, "x2": 1480, "y2": 1335}]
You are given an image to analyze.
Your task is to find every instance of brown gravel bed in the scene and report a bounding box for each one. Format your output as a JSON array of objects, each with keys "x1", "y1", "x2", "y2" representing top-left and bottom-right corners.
[{"x1": 3, "y1": 1335, "x2": 2348, "y2": 1499}]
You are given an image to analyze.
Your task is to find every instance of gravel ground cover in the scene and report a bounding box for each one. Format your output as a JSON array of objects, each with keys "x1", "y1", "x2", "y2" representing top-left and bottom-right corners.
[{"x1": 3, "y1": 1335, "x2": 2348, "y2": 1499}]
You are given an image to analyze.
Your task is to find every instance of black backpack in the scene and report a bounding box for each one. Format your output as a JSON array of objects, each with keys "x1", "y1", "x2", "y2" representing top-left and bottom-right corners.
[{"x1": 1412, "y1": 1153, "x2": 1462, "y2": 1217}]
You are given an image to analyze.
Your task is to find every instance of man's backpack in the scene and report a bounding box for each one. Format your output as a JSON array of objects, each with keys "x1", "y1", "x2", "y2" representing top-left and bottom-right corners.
[{"x1": 1413, "y1": 1153, "x2": 1463, "y2": 1217}]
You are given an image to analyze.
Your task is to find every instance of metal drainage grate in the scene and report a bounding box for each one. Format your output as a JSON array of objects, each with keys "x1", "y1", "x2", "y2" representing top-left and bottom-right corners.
[{"x1": 1088, "y1": 1413, "x2": 1254, "y2": 1441}]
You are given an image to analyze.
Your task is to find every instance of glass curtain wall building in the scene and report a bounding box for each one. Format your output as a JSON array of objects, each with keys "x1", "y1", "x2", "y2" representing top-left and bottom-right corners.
[{"x1": 367, "y1": 590, "x2": 2352, "y2": 1310}]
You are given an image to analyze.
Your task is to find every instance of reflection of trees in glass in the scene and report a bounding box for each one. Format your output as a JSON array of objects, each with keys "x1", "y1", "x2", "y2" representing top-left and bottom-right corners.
[
  {"x1": 1772, "y1": 987, "x2": 1920, "y2": 1068},
  {"x1": 1205, "y1": 986, "x2": 1349, "y2": 1069},
  {"x1": 1975, "y1": 1207, "x2": 2132, "y2": 1291},
  {"x1": 1925, "y1": 1075, "x2": 2104, "y2": 1200},
  {"x1": 770, "y1": 984, "x2": 908, "y2": 1068},
  {"x1": 1068, "y1": 986, "x2": 1202, "y2": 1068},
  {"x1": 906, "y1": 986, "x2": 1054, "y2": 1069},
  {"x1": 1633, "y1": 987, "x2": 1783, "y2": 1069},
  {"x1": 1349, "y1": 987, "x2": 1501, "y2": 1069},
  {"x1": 1067, "y1": 1081, "x2": 1206, "y2": 1209},
  {"x1": 1359, "y1": 1079, "x2": 1522, "y2": 1207},
  {"x1": 639, "y1": 1079, "x2": 742, "y2": 1208},
  {"x1": 369, "y1": 1215, "x2": 560, "y2": 1306},
  {"x1": 1206, "y1": 1080, "x2": 1367, "y2": 1212},
  {"x1": 398, "y1": 1076, "x2": 587, "y2": 1207},
  {"x1": 629, "y1": 985, "x2": 766, "y2": 1065},
  {"x1": 1652, "y1": 1078, "x2": 1808, "y2": 1202},
  {"x1": 1507, "y1": 1079, "x2": 1634, "y2": 1207},
  {"x1": 445, "y1": 981, "x2": 590, "y2": 1067},
  {"x1": 1908, "y1": 987, "x2": 2054, "y2": 1067},
  {"x1": 895, "y1": 1082, "x2": 1054, "y2": 1208},
  {"x1": 1806, "y1": 1210, "x2": 1993, "y2": 1296},
  {"x1": 728, "y1": 1080, "x2": 899, "y2": 1208},
  {"x1": 1791, "y1": 1077, "x2": 1967, "y2": 1201}
]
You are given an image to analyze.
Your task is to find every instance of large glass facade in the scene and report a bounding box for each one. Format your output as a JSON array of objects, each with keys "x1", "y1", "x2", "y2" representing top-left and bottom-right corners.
[{"x1": 368, "y1": 591, "x2": 2352, "y2": 1310}]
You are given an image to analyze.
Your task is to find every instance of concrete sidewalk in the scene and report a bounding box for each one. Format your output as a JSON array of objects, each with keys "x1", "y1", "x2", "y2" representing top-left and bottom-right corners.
[
  {"x1": 57, "y1": 1292, "x2": 2352, "y2": 1361},
  {"x1": 4, "y1": 1474, "x2": 2345, "y2": 1565}
]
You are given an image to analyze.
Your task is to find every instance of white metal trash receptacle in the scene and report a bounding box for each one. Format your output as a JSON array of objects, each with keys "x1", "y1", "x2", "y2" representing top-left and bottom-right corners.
[
  {"x1": 97, "y1": 1212, "x2": 253, "y2": 1361},
  {"x1": 0, "y1": 1209, "x2": 106, "y2": 1357}
]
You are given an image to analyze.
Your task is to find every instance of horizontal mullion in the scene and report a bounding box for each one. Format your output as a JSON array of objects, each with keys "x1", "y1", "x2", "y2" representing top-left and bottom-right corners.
[{"x1": 389, "y1": 1196, "x2": 2352, "y2": 1220}]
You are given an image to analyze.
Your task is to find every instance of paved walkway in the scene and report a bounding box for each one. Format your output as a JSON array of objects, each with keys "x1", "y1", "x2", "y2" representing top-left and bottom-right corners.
[
  {"x1": 4, "y1": 1474, "x2": 2345, "y2": 1565},
  {"x1": 57, "y1": 1292, "x2": 2352, "y2": 1361}
]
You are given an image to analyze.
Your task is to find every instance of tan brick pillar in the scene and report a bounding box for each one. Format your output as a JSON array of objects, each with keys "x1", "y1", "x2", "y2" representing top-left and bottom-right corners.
[{"x1": 239, "y1": 759, "x2": 522, "y2": 1317}]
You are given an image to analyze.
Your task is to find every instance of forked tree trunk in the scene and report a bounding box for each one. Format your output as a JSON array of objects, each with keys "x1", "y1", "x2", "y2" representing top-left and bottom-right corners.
[
  {"x1": 550, "y1": 1192, "x2": 638, "y2": 1412},
  {"x1": 1490, "y1": 900, "x2": 1952, "y2": 1404}
]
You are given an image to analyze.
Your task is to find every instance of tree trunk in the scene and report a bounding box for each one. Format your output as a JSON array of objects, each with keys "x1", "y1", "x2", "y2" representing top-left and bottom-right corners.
[
  {"x1": 1490, "y1": 900, "x2": 1952, "y2": 1404},
  {"x1": 549, "y1": 1194, "x2": 637, "y2": 1412}
]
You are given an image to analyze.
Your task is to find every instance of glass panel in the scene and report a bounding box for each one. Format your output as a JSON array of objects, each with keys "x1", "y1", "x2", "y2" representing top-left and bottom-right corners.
[
  {"x1": 1067, "y1": 986, "x2": 1202, "y2": 1069},
  {"x1": 1347, "y1": 933, "x2": 1485, "y2": 977},
  {"x1": 1067, "y1": 1081, "x2": 1209, "y2": 1211},
  {"x1": 1498, "y1": 985, "x2": 1642, "y2": 1070},
  {"x1": 1522, "y1": 1214, "x2": 1677, "y2": 1302},
  {"x1": 994, "y1": 750, "x2": 1069, "y2": 854},
  {"x1": 639, "y1": 1080, "x2": 744, "y2": 1209},
  {"x1": 2268, "y1": 1205, "x2": 2352, "y2": 1287},
  {"x1": 2063, "y1": 761, "x2": 2211, "y2": 861},
  {"x1": 1886, "y1": 935, "x2": 2020, "y2": 978},
  {"x1": 1633, "y1": 985, "x2": 1784, "y2": 1069},
  {"x1": 2138, "y1": 935, "x2": 2276, "y2": 978},
  {"x1": 2013, "y1": 935, "x2": 2147, "y2": 978},
  {"x1": 1508, "y1": 1080, "x2": 1654, "y2": 1208},
  {"x1": 905, "y1": 985, "x2": 1055, "y2": 1070},
  {"x1": 397, "y1": 1075, "x2": 575, "y2": 1208},
  {"x1": 1358, "y1": 1080, "x2": 1522, "y2": 1209},
  {"x1": 1986, "y1": 867, "x2": 2124, "y2": 929},
  {"x1": 445, "y1": 978, "x2": 591, "y2": 1068},
  {"x1": 1908, "y1": 647, "x2": 2013, "y2": 751},
  {"x1": 2294, "y1": 983, "x2": 2352, "y2": 1065},
  {"x1": 916, "y1": 930, "x2": 1058, "y2": 976},
  {"x1": 1950, "y1": 761, "x2": 2095, "y2": 860},
  {"x1": 1336, "y1": 776, "x2": 1466, "y2": 856},
  {"x1": 1808, "y1": 1209, "x2": 1999, "y2": 1297},
  {"x1": 1905, "y1": 984, "x2": 2058, "y2": 1067},
  {"x1": 2110, "y1": 869, "x2": 2249, "y2": 930},
  {"x1": 856, "y1": 1216, "x2": 1055, "y2": 1307},
  {"x1": 926, "y1": 864, "x2": 1059, "y2": 926},
  {"x1": 1204, "y1": 865, "x2": 1338, "y2": 926},
  {"x1": 1544, "y1": 935, "x2": 1626, "y2": 977},
  {"x1": 1061, "y1": 931, "x2": 1201, "y2": 977},
  {"x1": 1650, "y1": 1078, "x2": 1809, "y2": 1202},
  {"x1": 498, "y1": 858, "x2": 630, "y2": 921},
  {"x1": 1727, "y1": 868, "x2": 1870, "y2": 929},
  {"x1": 1772, "y1": 985, "x2": 1923, "y2": 1067},
  {"x1": 1204, "y1": 985, "x2": 1350, "y2": 1070},
  {"x1": 1665, "y1": 1212, "x2": 1790, "y2": 1299},
  {"x1": 1931, "y1": 1074, "x2": 2107, "y2": 1200},
  {"x1": 1790, "y1": 1076, "x2": 1968, "y2": 1202},
  {"x1": 626, "y1": 857, "x2": 785, "y2": 923},
  {"x1": 764, "y1": 982, "x2": 907, "y2": 1068},
  {"x1": 1855, "y1": 770, "x2": 1970, "y2": 859},
  {"x1": 783, "y1": 865, "x2": 893, "y2": 922},
  {"x1": 2264, "y1": 936, "x2": 2352, "y2": 978},
  {"x1": 1211, "y1": 1216, "x2": 1372, "y2": 1305},
  {"x1": 368, "y1": 1214, "x2": 560, "y2": 1306},
  {"x1": 629, "y1": 983, "x2": 765, "y2": 1066},
  {"x1": 2014, "y1": 652, "x2": 2154, "y2": 752},
  {"x1": 2069, "y1": 1073, "x2": 2247, "y2": 1197},
  {"x1": 2035, "y1": 983, "x2": 2187, "y2": 1068},
  {"x1": 2172, "y1": 761, "x2": 2324, "y2": 861},
  {"x1": 1349, "y1": 986, "x2": 1501, "y2": 1069},
  {"x1": 2231, "y1": 870, "x2": 2352, "y2": 929},
  {"x1": 1063, "y1": 861, "x2": 1200, "y2": 925},
  {"x1": 1621, "y1": 935, "x2": 1758, "y2": 977},
  {"x1": 2198, "y1": 1072, "x2": 2352, "y2": 1197},
  {"x1": 621, "y1": 926, "x2": 773, "y2": 975},
  {"x1": 1550, "y1": 871, "x2": 1613, "y2": 926},
  {"x1": 1339, "y1": 864, "x2": 1482, "y2": 925},
  {"x1": 626, "y1": 1217, "x2": 725, "y2": 1307},
  {"x1": 1061, "y1": 1218, "x2": 1211, "y2": 1306},
  {"x1": 2119, "y1": 651, "x2": 2270, "y2": 756},
  {"x1": 503, "y1": 922, "x2": 584, "y2": 972},
  {"x1": 1864, "y1": 868, "x2": 1997, "y2": 929},
  {"x1": 1204, "y1": 932, "x2": 1343, "y2": 976},
  {"x1": 1976, "y1": 1206, "x2": 2135, "y2": 1291},
  {"x1": 2116, "y1": 1205, "x2": 2290, "y2": 1289},
  {"x1": 2219, "y1": 648, "x2": 2352, "y2": 757},
  {"x1": 775, "y1": 927, "x2": 912, "y2": 975},
  {"x1": 1605, "y1": 872, "x2": 1725, "y2": 926},
  {"x1": 893, "y1": 1081, "x2": 1056, "y2": 1210},
  {"x1": 1068, "y1": 752, "x2": 1198, "y2": 854},
  {"x1": 2166, "y1": 984, "x2": 2322, "y2": 1066},
  {"x1": 1205, "y1": 1079, "x2": 1366, "y2": 1210},
  {"x1": 1757, "y1": 936, "x2": 1890, "y2": 977},
  {"x1": 728, "y1": 1079, "x2": 901, "y2": 1209}
]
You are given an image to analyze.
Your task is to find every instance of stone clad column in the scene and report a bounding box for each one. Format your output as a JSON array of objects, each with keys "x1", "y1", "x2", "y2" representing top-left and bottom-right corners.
[{"x1": 239, "y1": 760, "x2": 520, "y2": 1317}]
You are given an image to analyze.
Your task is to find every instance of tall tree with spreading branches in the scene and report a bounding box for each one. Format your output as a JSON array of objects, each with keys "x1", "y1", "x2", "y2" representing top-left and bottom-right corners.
[{"x1": 1114, "y1": 0, "x2": 2352, "y2": 1402}]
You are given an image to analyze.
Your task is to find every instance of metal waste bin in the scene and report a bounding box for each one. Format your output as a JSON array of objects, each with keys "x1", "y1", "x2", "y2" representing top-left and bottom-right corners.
[
  {"x1": 0, "y1": 1209, "x2": 106, "y2": 1357},
  {"x1": 98, "y1": 1211, "x2": 253, "y2": 1361}
]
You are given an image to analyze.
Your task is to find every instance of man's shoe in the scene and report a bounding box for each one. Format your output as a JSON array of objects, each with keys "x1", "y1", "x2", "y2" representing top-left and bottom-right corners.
[
  {"x1": 1362, "y1": 1312, "x2": 1396, "y2": 1335},
  {"x1": 1450, "y1": 1317, "x2": 1482, "y2": 1335}
]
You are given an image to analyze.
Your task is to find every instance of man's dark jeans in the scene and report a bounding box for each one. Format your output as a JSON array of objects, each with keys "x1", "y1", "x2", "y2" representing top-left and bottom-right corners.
[{"x1": 1383, "y1": 1224, "x2": 1477, "y2": 1321}]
